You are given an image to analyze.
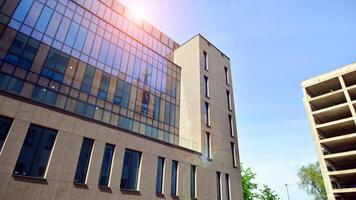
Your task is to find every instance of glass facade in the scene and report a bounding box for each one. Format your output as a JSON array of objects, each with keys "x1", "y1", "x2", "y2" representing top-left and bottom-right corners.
[
  {"x1": 13, "y1": 124, "x2": 57, "y2": 178},
  {"x1": 0, "y1": 0, "x2": 199, "y2": 151},
  {"x1": 0, "y1": 116, "x2": 13, "y2": 151}
]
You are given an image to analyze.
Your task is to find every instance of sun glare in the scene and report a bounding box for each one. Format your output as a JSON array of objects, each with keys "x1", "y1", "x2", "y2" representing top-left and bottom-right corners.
[{"x1": 131, "y1": 5, "x2": 146, "y2": 21}]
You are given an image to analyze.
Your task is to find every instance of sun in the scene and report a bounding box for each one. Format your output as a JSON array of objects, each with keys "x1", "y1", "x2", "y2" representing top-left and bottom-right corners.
[{"x1": 131, "y1": 5, "x2": 146, "y2": 21}]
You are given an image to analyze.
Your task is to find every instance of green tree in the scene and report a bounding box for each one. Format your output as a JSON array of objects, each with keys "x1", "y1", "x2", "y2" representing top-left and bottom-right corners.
[
  {"x1": 241, "y1": 164, "x2": 258, "y2": 200},
  {"x1": 258, "y1": 185, "x2": 280, "y2": 200},
  {"x1": 297, "y1": 163, "x2": 327, "y2": 200}
]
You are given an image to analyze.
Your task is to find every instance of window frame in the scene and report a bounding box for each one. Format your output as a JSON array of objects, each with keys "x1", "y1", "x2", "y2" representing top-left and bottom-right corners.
[
  {"x1": 156, "y1": 156, "x2": 165, "y2": 194},
  {"x1": 0, "y1": 115, "x2": 13, "y2": 153},
  {"x1": 74, "y1": 137, "x2": 94, "y2": 184},
  {"x1": 98, "y1": 143, "x2": 115, "y2": 187}
]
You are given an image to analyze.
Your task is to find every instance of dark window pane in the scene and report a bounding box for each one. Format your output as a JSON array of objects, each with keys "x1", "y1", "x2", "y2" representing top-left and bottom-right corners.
[
  {"x1": 98, "y1": 144, "x2": 115, "y2": 186},
  {"x1": 120, "y1": 149, "x2": 141, "y2": 190},
  {"x1": 191, "y1": 165, "x2": 196, "y2": 199},
  {"x1": 0, "y1": 116, "x2": 13, "y2": 151},
  {"x1": 13, "y1": 124, "x2": 57, "y2": 177},
  {"x1": 7, "y1": 77, "x2": 24, "y2": 94},
  {"x1": 74, "y1": 138, "x2": 94, "y2": 183},
  {"x1": 171, "y1": 160, "x2": 178, "y2": 195},
  {"x1": 216, "y1": 172, "x2": 221, "y2": 200},
  {"x1": 156, "y1": 157, "x2": 164, "y2": 193},
  {"x1": 226, "y1": 174, "x2": 230, "y2": 200}
]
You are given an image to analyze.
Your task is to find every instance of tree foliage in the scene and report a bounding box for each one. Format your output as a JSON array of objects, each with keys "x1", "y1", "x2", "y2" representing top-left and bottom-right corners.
[
  {"x1": 258, "y1": 185, "x2": 280, "y2": 200},
  {"x1": 241, "y1": 164, "x2": 279, "y2": 200},
  {"x1": 241, "y1": 164, "x2": 258, "y2": 200},
  {"x1": 297, "y1": 162, "x2": 327, "y2": 200}
]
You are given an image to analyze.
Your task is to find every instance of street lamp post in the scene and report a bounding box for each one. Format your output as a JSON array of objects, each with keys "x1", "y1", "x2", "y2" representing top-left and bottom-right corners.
[{"x1": 285, "y1": 184, "x2": 291, "y2": 200}]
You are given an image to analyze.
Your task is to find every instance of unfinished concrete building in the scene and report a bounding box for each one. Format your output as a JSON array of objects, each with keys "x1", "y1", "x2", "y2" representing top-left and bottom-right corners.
[{"x1": 302, "y1": 63, "x2": 356, "y2": 200}]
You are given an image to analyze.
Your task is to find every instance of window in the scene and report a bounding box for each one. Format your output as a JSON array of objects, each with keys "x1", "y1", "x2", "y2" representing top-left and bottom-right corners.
[
  {"x1": 153, "y1": 96, "x2": 160, "y2": 120},
  {"x1": 5, "y1": 33, "x2": 40, "y2": 70},
  {"x1": 231, "y1": 142, "x2": 237, "y2": 168},
  {"x1": 229, "y1": 115, "x2": 234, "y2": 137},
  {"x1": 141, "y1": 90, "x2": 150, "y2": 115},
  {"x1": 81, "y1": 65, "x2": 95, "y2": 93},
  {"x1": 171, "y1": 160, "x2": 178, "y2": 196},
  {"x1": 41, "y1": 49, "x2": 69, "y2": 82},
  {"x1": 12, "y1": 0, "x2": 34, "y2": 22},
  {"x1": 98, "y1": 73, "x2": 110, "y2": 100},
  {"x1": 74, "y1": 138, "x2": 94, "y2": 184},
  {"x1": 226, "y1": 90, "x2": 232, "y2": 110},
  {"x1": 0, "y1": 73, "x2": 24, "y2": 94},
  {"x1": 156, "y1": 157, "x2": 165, "y2": 194},
  {"x1": 120, "y1": 149, "x2": 142, "y2": 190},
  {"x1": 98, "y1": 143, "x2": 115, "y2": 187},
  {"x1": 31, "y1": 86, "x2": 57, "y2": 106},
  {"x1": 205, "y1": 132, "x2": 211, "y2": 159},
  {"x1": 204, "y1": 76, "x2": 209, "y2": 97},
  {"x1": 0, "y1": 116, "x2": 13, "y2": 152},
  {"x1": 74, "y1": 101, "x2": 95, "y2": 118},
  {"x1": 205, "y1": 102, "x2": 210, "y2": 126},
  {"x1": 191, "y1": 165, "x2": 197, "y2": 199},
  {"x1": 203, "y1": 51, "x2": 208, "y2": 70},
  {"x1": 64, "y1": 22, "x2": 79, "y2": 47},
  {"x1": 225, "y1": 174, "x2": 231, "y2": 200},
  {"x1": 224, "y1": 67, "x2": 230, "y2": 85},
  {"x1": 35, "y1": 6, "x2": 54, "y2": 33},
  {"x1": 216, "y1": 172, "x2": 222, "y2": 200},
  {"x1": 13, "y1": 124, "x2": 57, "y2": 178},
  {"x1": 113, "y1": 79, "x2": 131, "y2": 108}
]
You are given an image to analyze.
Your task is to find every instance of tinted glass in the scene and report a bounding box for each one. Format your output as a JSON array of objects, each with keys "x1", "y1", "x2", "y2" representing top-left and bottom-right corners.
[
  {"x1": 98, "y1": 144, "x2": 115, "y2": 186},
  {"x1": 74, "y1": 138, "x2": 94, "y2": 183},
  {"x1": 171, "y1": 160, "x2": 178, "y2": 195},
  {"x1": 98, "y1": 73, "x2": 110, "y2": 100},
  {"x1": 216, "y1": 172, "x2": 221, "y2": 200},
  {"x1": 81, "y1": 65, "x2": 95, "y2": 93},
  {"x1": 156, "y1": 157, "x2": 164, "y2": 193},
  {"x1": 12, "y1": 0, "x2": 34, "y2": 22},
  {"x1": 191, "y1": 165, "x2": 196, "y2": 198},
  {"x1": 41, "y1": 49, "x2": 69, "y2": 82},
  {"x1": 226, "y1": 174, "x2": 230, "y2": 200},
  {"x1": 0, "y1": 116, "x2": 13, "y2": 151},
  {"x1": 13, "y1": 124, "x2": 57, "y2": 177},
  {"x1": 120, "y1": 149, "x2": 141, "y2": 190}
]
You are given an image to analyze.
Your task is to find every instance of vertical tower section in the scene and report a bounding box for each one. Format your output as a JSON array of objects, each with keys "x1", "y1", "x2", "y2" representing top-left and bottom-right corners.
[{"x1": 174, "y1": 34, "x2": 242, "y2": 199}]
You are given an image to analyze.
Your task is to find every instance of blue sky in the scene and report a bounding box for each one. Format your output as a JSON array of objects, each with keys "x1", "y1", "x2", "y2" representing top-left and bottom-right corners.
[{"x1": 120, "y1": 0, "x2": 356, "y2": 199}]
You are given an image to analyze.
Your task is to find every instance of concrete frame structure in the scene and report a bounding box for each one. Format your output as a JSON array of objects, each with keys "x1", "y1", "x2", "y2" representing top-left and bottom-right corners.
[
  {"x1": 0, "y1": 0, "x2": 243, "y2": 200},
  {"x1": 302, "y1": 62, "x2": 356, "y2": 200}
]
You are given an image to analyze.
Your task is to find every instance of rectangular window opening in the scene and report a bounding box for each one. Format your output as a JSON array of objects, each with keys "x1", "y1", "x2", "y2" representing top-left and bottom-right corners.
[
  {"x1": 156, "y1": 157, "x2": 165, "y2": 194},
  {"x1": 98, "y1": 143, "x2": 115, "y2": 187},
  {"x1": 13, "y1": 124, "x2": 57, "y2": 178},
  {"x1": 120, "y1": 149, "x2": 142, "y2": 190},
  {"x1": 74, "y1": 138, "x2": 94, "y2": 184},
  {"x1": 171, "y1": 160, "x2": 178, "y2": 196}
]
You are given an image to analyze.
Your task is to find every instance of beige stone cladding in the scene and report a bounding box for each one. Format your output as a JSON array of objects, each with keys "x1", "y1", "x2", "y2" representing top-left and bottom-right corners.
[
  {"x1": 174, "y1": 34, "x2": 243, "y2": 200},
  {"x1": 302, "y1": 62, "x2": 356, "y2": 200},
  {"x1": 0, "y1": 94, "x2": 241, "y2": 200}
]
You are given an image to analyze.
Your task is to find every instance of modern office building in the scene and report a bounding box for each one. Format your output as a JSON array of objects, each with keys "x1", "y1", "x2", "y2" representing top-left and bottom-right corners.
[
  {"x1": 0, "y1": 0, "x2": 242, "y2": 199},
  {"x1": 302, "y1": 63, "x2": 356, "y2": 200}
]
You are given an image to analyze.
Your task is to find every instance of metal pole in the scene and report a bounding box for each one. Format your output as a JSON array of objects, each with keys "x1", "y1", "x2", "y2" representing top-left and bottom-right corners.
[{"x1": 285, "y1": 184, "x2": 291, "y2": 200}]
